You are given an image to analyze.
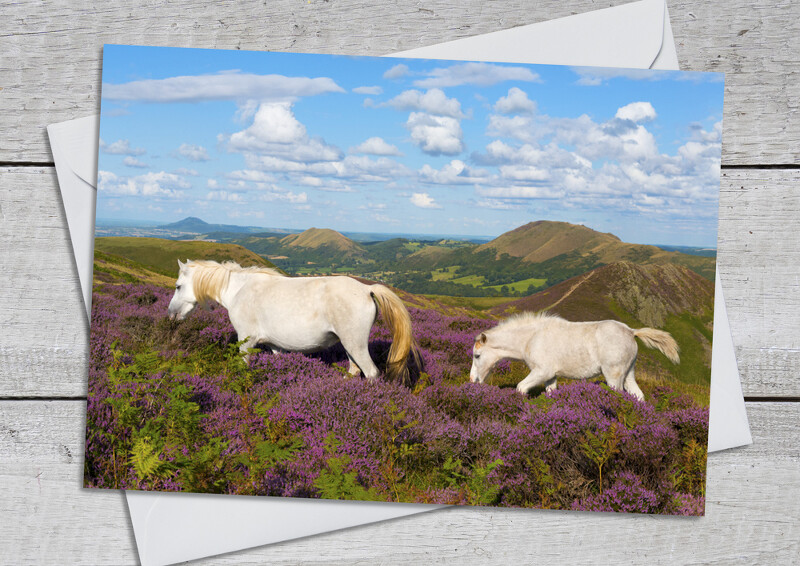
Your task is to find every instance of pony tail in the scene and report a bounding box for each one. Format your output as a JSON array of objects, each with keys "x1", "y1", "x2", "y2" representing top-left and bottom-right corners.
[
  {"x1": 370, "y1": 285, "x2": 422, "y2": 386},
  {"x1": 633, "y1": 328, "x2": 680, "y2": 364}
]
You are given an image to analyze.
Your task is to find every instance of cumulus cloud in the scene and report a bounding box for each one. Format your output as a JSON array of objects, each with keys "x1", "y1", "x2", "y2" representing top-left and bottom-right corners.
[
  {"x1": 414, "y1": 62, "x2": 541, "y2": 88},
  {"x1": 486, "y1": 114, "x2": 537, "y2": 142},
  {"x1": 352, "y1": 137, "x2": 403, "y2": 156},
  {"x1": 410, "y1": 192, "x2": 441, "y2": 209},
  {"x1": 177, "y1": 143, "x2": 211, "y2": 162},
  {"x1": 383, "y1": 64, "x2": 409, "y2": 79},
  {"x1": 494, "y1": 87, "x2": 536, "y2": 115},
  {"x1": 123, "y1": 156, "x2": 148, "y2": 168},
  {"x1": 406, "y1": 112, "x2": 463, "y2": 155},
  {"x1": 228, "y1": 102, "x2": 343, "y2": 163},
  {"x1": 100, "y1": 139, "x2": 146, "y2": 156},
  {"x1": 385, "y1": 88, "x2": 464, "y2": 118},
  {"x1": 615, "y1": 102, "x2": 657, "y2": 123},
  {"x1": 103, "y1": 71, "x2": 344, "y2": 103},
  {"x1": 97, "y1": 170, "x2": 190, "y2": 198},
  {"x1": 419, "y1": 160, "x2": 489, "y2": 185},
  {"x1": 353, "y1": 85, "x2": 383, "y2": 95}
]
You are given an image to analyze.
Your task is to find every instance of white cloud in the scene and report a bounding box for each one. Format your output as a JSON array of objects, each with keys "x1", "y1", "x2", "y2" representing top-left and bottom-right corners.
[
  {"x1": 476, "y1": 186, "x2": 563, "y2": 199},
  {"x1": 100, "y1": 139, "x2": 146, "y2": 156},
  {"x1": 228, "y1": 102, "x2": 342, "y2": 163},
  {"x1": 97, "y1": 170, "x2": 190, "y2": 198},
  {"x1": 123, "y1": 156, "x2": 148, "y2": 168},
  {"x1": 385, "y1": 88, "x2": 464, "y2": 118},
  {"x1": 406, "y1": 112, "x2": 463, "y2": 155},
  {"x1": 572, "y1": 66, "x2": 723, "y2": 86},
  {"x1": 259, "y1": 190, "x2": 308, "y2": 203},
  {"x1": 414, "y1": 62, "x2": 541, "y2": 88},
  {"x1": 498, "y1": 164, "x2": 550, "y2": 182},
  {"x1": 410, "y1": 192, "x2": 441, "y2": 209},
  {"x1": 353, "y1": 86, "x2": 383, "y2": 95},
  {"x1": 174, "y1": 168, "x2": 198, "y2": 176},
  {"x1": 494, "y1": 87, "x2": 536, "y2": 115},
  {"x1": 352, "y1": 137, "x2": 403, "y2": 156},
  {"x1": 383, "y1": 64, "x2": 409, "y2": 79},
  {"x1": 615, "y1": 102, "x2": 657, "y2": 123},
  {"x1": 207, "y1": 179, "x2": 219, "y2": 188},
  {"x1": 419, "y1": 160, "x2": 489, "y2": 185},
  {"x1": 486, "y1": 114, "x2": 536, "y2": 142},
  {"x1": 103, "y1": 71, "x2": 344, "y2": 103},
  {"x1": 227, "y1": 169, "x2": 275, "y2": 183},
  {"x1": 177, "y1": 143, "x2": 210, "y2": 162},
  {"x1": 206, "y1": 190, "x2": 244, "y2": 202}
]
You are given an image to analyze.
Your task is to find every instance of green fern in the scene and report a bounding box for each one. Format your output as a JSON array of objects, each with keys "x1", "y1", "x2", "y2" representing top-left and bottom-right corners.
[
  {"x1": 580, "y1": 424, "x2": 620, "y2": 493},
  {"x1": 130, "y1": 436, "x2": 166, "y2": 480},
  {"x1": 314, "y1": 433, "x2": 382, "y2": 501}
]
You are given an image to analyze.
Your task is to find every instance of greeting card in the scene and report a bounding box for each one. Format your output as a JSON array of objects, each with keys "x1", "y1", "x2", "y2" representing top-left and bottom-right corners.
[{"x1": 86, "y1": 45, "x2": 723, "y2": 515}]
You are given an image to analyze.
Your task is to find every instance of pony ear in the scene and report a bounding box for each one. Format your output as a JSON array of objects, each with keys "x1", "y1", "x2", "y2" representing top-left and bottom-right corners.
[
  {"x1": 177, "y1": 259, "x2": 185, "y2": 269},
  {"x1": 478, "y1": 332, "x2": 487, "y2": 344}
]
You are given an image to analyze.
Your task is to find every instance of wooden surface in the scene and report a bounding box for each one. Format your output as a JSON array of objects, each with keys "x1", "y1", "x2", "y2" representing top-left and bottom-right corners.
[{"x1": 1, "y1": 1, "x2": 798, "y2": 564}]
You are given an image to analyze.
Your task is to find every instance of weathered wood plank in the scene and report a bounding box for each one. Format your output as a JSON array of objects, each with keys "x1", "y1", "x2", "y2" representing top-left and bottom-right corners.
[
  {"x1": 1, "y1": 400, "x2": 797, "y2": 564},
  {"x1": 2, "y1": 166, "x2": 799, "y2": 397},
  {"x1": 717, "y1": 169, "x2": 800, "y2": 397},
  {"x1": 0, "y1": 0, "x2": 798, "y2": 165}
]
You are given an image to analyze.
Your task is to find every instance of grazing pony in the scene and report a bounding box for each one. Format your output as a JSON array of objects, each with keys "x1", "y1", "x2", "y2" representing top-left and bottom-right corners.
[
  {"x1": 167, "y1": 260, "x2": 421, "y2": 384},
  {"x1": 469, "y1": 312, "x2": 679, "y2": 400}
]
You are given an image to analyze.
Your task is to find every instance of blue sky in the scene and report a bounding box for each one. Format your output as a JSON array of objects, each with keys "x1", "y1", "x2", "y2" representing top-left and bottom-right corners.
[{"x1": 97, "y1": 45, "x2": 724, "y2": 246}]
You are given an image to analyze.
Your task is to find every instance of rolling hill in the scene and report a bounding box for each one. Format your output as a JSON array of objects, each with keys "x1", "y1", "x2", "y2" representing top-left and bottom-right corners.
[
  {"x1": 279, "y1": 227, "x2": 366, "y2": 257},
  {"x1": 476, "y1": 221, "x2": 715, "y2": 280},
  {"x1": 93, "y1": 237, "x2": 277, "y2": 278}
]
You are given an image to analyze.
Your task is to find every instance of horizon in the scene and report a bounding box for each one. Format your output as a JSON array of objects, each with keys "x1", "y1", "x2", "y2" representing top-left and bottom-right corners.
[
  {"x1": 97, "y1": 47, "x2": 724, "y2": 248},
  {"x1": 95, "y1": 215, "x2": 717, "y2": 250}
]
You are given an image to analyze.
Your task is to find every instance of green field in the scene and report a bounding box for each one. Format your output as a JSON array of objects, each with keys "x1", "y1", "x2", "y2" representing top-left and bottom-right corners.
[
  {"x1": 486, "y1": 277, "x2": 547, "y2": 292},
  {"x1": 94, "y1": 237, "x2": 275, "y2": 277}
]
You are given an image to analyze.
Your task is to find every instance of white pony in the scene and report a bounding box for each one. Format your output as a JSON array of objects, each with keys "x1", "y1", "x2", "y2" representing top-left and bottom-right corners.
[
  {"x1": 167, "y1": 260, "x2": 421, "y2": 384},
  {"x1": 469, "y1": 312, "x2": 679, "y2": 401}
]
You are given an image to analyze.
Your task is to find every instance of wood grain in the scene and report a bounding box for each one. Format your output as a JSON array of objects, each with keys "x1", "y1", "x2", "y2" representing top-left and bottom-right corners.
[
  {"x1": 2, "y1": 166, "x2": 798, "y2": 397},
  {"x1": 0, "y1": 0, "x2": 798, "y2": 165},
  {"x1": 1, "y1": 400, "x2": 797, "y2": 564}
]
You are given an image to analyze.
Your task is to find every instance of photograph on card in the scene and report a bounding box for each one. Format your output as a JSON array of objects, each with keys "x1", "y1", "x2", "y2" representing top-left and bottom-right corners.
[{"x1": 86, "y1": 45, "x2": 723, "y2": 515}]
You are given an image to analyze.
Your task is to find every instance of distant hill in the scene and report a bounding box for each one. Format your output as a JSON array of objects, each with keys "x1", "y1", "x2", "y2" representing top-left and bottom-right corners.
[
  {"x1": 280, "y1": 228, "x2": 365, "y2": 257},
  {"x1": 94, "y1": 237, "x2": 277, "y2": 278},
  {"x1": 476, "y1": 220, "x2": 716, "y2": 281},
  {"x1": 478, "y1": 221, "x2": 621, "y2": 263},
  {"x1": 491, "y1": 261, "x2": 715, "y2": 386},
  {"x1": 159, "y1": 216, "x2": 266, "y2": 235}
]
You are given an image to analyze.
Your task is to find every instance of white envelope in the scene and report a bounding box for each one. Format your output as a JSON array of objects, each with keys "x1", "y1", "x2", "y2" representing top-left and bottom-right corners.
[{"x1": 48, "y1": 1, "x2": 751, "y2": 564}]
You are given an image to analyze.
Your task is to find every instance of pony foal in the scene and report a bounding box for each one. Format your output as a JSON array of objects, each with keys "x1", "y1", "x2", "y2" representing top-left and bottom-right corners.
[
  {"x1": 167, "y1": 260, "x2": 421, "y2": 384},
  {"x1": 469, "y1": 312, "x2": 679, "y2": 401}
]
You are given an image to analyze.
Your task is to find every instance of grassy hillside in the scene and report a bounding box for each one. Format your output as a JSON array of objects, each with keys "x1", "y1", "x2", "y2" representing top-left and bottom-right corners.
[{"x1": 94, "y1": 237, "x2": 277, "y2": 278}]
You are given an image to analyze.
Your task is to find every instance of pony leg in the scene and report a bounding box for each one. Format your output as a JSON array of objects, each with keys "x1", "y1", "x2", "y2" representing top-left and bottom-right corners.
[
  {"x1": 239, "y1": 336, "x2": 258, "y2": 365},
  {"x1": 623, "y1": 367, "x2": 645, "y2": 401},
  {"x1": 345, "y1": 352, "x2": 362, "y2": 378},
  {"x1": 545, "y1": 377, "x2": 558, "y2": 393},
  {"x1": 602, "y1": 365, "x2": 626, "y2": 393},
  {"x1": 340, "y1": 341, "x2": 380, "y2": 381},
  {"x1": 516, "y1": 370, "x2": 553, "y2": 395}
]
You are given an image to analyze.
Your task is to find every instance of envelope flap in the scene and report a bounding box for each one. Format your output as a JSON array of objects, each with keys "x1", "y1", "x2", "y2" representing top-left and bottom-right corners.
[
  {"x1": 392, "y1": 0, "x2": 666, "y2": 70},
  {"x1": 49, "y1": 115, "x2": 99, "y2": 186}
]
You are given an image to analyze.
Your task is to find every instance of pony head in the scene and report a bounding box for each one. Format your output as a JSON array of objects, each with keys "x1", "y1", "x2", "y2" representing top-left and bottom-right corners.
[
  {"x1": 469, "y1": 332, "x2": 499, "y2": 383},
  {"x1": 168, "y1": 260, "x2": 198, "y2": 321}
]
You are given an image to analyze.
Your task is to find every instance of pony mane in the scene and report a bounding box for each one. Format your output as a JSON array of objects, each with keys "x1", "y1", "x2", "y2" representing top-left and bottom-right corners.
[
  {"x1": 186, "y1": 260, "x2": 283, "y2": 305},
  {"x1": 492, "y1": 310, "x2": 563, "y2": 333}
]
